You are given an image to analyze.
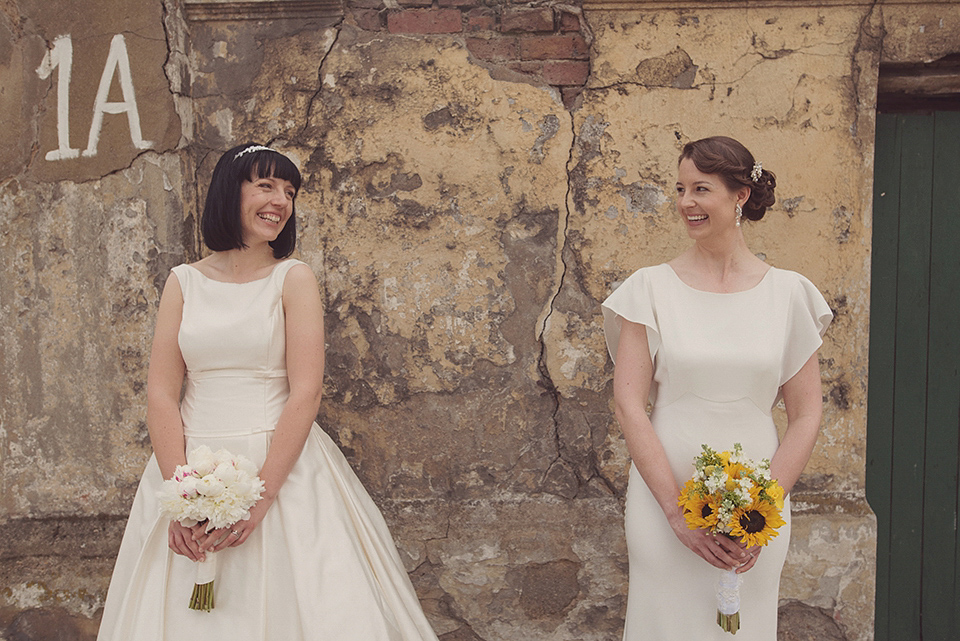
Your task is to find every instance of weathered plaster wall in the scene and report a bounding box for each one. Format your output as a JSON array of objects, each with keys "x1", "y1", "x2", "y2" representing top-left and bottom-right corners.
[{"x1": 3, "y1": 0, "x2": 960, "y2": 639}]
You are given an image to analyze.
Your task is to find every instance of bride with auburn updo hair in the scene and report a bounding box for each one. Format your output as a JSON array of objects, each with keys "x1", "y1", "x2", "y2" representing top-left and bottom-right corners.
[{"x1": 602, "y1": 136, "x2": 831, "y2": 640}]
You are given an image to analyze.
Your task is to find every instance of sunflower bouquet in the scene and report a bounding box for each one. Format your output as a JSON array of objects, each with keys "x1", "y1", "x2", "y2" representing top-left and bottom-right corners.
[{"x1": 677, "y1": 443, "x2": 785, "y2": 634}]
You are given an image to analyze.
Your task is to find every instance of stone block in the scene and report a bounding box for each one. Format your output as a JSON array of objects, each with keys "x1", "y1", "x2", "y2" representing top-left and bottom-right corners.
[{"x1": 353, "y1": 8, "x2": 385, "y2": 31}]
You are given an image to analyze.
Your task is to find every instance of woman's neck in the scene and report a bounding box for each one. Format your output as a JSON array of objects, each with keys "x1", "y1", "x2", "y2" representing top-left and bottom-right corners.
[{"x1": 203, "y1": 245, "x2": 279, "y2": 282}]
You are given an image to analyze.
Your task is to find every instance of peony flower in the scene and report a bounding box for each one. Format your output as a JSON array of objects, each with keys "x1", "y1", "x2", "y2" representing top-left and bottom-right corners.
[{"x1": 196, "y1": 474, "x2": 225, "y2": 497}]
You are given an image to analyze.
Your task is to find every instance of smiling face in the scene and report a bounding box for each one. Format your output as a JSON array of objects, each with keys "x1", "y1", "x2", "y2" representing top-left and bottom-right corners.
[
  {"x1": 238, "y1": 174, "x2": 296, "y2": 246},
  {"x1": 675, "y1": 157, "x2": 749, "y2": 240}
]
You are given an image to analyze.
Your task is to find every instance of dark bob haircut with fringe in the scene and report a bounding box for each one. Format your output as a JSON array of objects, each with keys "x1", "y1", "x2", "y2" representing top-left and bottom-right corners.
[{"x1": 201, "y1": 143, "x2": 302, "y2": 259}]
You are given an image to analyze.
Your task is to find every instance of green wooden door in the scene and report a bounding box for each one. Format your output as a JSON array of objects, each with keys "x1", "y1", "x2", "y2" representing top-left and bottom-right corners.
[{"x1": 867, "y1": 110, "x2": 960, "y2": 641}]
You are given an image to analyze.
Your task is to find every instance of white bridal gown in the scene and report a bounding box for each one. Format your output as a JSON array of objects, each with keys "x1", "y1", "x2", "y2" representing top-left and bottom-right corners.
[
  {"x1": 98, "y1": 259, "x2": 439, "y2": 641},
  {"x1": 602, "y1": 264, "x2": 831, "y2": 641}
]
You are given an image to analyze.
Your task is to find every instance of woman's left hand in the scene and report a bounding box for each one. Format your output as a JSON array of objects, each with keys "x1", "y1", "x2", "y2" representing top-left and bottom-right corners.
[
  {"x1": 735, "y1": 542, "x2": 761, "y2": 574},
  {"x1": 195, "y1": 496, "x2": 276, "y2": 553}
]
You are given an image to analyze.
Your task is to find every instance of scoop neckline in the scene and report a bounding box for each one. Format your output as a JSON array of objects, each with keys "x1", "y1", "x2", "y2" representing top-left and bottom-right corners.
[
  {"x1": 664, "y1": 263, "x2": 774, "y2": 295},
  {"x1": 183, "y1": 260, "x2": 291, "y2": 285}
]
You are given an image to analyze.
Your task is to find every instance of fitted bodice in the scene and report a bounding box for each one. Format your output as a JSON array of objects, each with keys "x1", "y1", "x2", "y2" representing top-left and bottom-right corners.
[
  {"x1": 602, "y1": 264, "x2": 832, "y2": 416},
  {"x1": 173, "y1": 260, "x2": 303, "y2": 437}
]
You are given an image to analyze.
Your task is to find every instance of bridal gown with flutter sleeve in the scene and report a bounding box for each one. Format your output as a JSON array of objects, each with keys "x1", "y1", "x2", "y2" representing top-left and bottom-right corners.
[
  {"x1": 97, "y1": 259, "x2": 439, "y2": 641},
  {"x1": 602, "y1": 263, "x2": 831, "y2": 640}
]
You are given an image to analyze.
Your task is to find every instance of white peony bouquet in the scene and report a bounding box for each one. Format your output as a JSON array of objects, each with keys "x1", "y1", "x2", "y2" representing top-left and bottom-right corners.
[{"x1": 157, "y1": 445, "x2": 265, "y2": 610}]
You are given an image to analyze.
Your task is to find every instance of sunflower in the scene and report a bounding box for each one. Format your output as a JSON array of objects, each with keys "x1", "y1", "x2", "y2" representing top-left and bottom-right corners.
[
  {"x1": 730, "y1": 497, "x2": 786, "y2": 547},
  {"x1": 681, "y1": 488, "x2": 721, "y2": 531},
  {"x1": 723, "y1": 461, "x2": 750, "y2": 491}
]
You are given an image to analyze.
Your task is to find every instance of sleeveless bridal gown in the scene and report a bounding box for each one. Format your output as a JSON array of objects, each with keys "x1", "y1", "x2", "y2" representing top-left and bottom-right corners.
[{"x1": 98, "y1": 259, "x2": 439, "y2": 641}]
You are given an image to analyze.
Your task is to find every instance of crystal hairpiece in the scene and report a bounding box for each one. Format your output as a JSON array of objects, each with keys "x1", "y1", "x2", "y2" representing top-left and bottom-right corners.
[
  {"x1": 234, "y1": 145, "x2": 277, "y2": 160},
  {"x1": 750, "y1": 161, "x2": 763, "y2": 183}
]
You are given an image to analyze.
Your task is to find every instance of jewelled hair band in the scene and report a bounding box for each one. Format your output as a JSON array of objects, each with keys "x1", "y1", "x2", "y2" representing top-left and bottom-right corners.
[
  {"x1": 750, "y1": 161, "x2": 763, "y2": 183},
  {"x1": 234, "y1": 145, "x2": 277, "y2": 160}
]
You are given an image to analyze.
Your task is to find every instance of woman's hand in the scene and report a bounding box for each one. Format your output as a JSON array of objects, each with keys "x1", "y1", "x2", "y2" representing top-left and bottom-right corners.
[
  {"x1": 668, "y1": 512, "x2": 751, "y2": 571},
  {"x1": 736, "y1": 543, "x2": 761, "y2": 574},
  {"x1": 168, "y1": 520, "x2": 204, "y2": 561},
  {"x1": 195, "y1": 496, "x2": 276, "y2": 554}
]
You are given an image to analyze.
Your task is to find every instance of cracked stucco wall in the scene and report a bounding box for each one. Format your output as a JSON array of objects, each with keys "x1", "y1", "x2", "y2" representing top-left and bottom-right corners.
[{"x1": 3, "y1": 0, "x2": 960, "y2": 639}]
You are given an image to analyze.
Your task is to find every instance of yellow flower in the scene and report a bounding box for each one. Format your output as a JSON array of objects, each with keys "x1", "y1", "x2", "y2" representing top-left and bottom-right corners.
[
  {"x1": 730, "y1": 497, "x2": 785, "y2": 547},
  {"x1": 682, "y1": 490, "x2": 720, "y2": 531},
  {"x1": 677, "y1": 478, "x2": 698, "y2": 509},
  {"x1": 765, "y1": 483, "x2": 785, "y2": 511}
]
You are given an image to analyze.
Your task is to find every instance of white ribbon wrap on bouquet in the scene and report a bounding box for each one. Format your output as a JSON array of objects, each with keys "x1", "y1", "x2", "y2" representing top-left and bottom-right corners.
[
  {"x1": 716, "y1": 568, "x2": 741, "y2": 615},
  {"x1": 196, "y1": 550, "x2": 218, "y2": 585}
]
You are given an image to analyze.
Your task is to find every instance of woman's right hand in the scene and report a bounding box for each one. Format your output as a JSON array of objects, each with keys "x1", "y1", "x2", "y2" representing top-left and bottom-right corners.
[
  {"x1": 167, "y1": 520, "x2": 204, "y2": 562},
  {"x1": 668, "y1": 513, "x2": 749, "y2": 570}
]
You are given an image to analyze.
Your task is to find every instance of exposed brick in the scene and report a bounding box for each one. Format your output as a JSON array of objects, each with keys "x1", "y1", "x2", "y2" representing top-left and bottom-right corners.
[
  {"x1": 558, "y1": 11, "x2": 581, "y2": 32},
  {"x1": 387, "y1": 9, "x2": 463, "y2": 34},
  {"x1": 542, "y1": 60, "x2": 590, "y2": 86},
  {"x1": 561, "y1": 86, "x2": 583, "y2": 110},
  {"x1": 520, "y1": 35, "x2": 589, "y2": 60},
  {"x1": 466, "y1": 36, "x2": 519, "y2": 62},
  {"x1": 348, "y1": 0, "x2": 384, "y2": 8},
  {"x1": 353, "y1": 8, "x2": 385, "y2": 31},
  {"x1": 398, "y1": 0, "x2": 432, "y2": 6},
  {"x1": 438, "y1": 0, "x2": 479, "y2": 7},
  {"x1": 507, "y1": 60, "x2": 543, "y2": 75},
  {"x1": 465, "y1": 8, "x2": 497, "y2": 32},
  {"x1": 501, "y1": 8, "x2": 553, "y2": 33}
]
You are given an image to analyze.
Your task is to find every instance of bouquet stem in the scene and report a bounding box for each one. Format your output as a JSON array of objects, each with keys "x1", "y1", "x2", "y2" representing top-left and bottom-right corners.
[
  {"x1": 189, "y1": 550, "x2": 218, "y2": 611},
  {"x1": 717, "y1": 610, "x2": 740, "y2": 634},
  {"x1": 189, "y1": 581, "x2": 215, "y2": 611},
  {"x1": 716, "y1": 567, "x2": 741, "y2": 635}
]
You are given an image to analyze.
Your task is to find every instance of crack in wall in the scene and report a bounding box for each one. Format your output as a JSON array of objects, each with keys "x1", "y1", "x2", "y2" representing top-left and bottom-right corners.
[{"x1": 534, "y1": 101, "x2": 576, "y2": 498}]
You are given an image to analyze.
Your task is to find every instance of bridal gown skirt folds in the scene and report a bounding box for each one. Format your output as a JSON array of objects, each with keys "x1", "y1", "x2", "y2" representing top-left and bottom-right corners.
[
  {"x1": 98, "y1": 260, "x2": 439, "y2": 641},
  {"x1": 602, "y1": 264, "x2": 832, "y2": 641}
]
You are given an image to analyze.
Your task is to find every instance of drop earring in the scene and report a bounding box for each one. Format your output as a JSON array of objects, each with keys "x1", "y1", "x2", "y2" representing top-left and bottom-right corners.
[{"x1": 735, "y1": 203, "x2": 743, "y2": 227}]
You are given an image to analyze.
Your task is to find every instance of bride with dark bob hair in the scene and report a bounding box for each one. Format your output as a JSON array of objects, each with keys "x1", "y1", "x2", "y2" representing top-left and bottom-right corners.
[{"x1": 97, "y1": 143, "x2": 440, "y2": 641}]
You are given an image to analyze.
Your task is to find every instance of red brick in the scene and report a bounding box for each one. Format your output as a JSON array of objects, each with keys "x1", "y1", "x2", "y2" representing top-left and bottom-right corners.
[
  {"x1": 559, "y1": 11, "x2": 581, "y2": 32},
  {"x1": 465, "y1": 8, "x2": 497, "y2": 32},
  {"x1": 387, "y1": 9, "x2": 463, "y2": 34},
  {"x1": 348, "y1": 0, "x2": 384, "y2": 8},
  {"x1": 466, "y1": 36, "x2": 519, "y2": 62},
  {"x1": 561, "y1": 86, "x2": 583, "y2": 109},
  {"x1": 501, "y1": 8, "x2": 553, "y2": 33},
  {"x1": 353, "y1": 8, "x2": 385, "y2": 31},
  {"x1": 507, "y1": 61, "x2": 542, "y2": 75},
  {"x1": 438, "y1": 0, "x2": 478, "y2": 6},
  {"x1": 520, "y1": 34, "x2": 589, "y2": 60},
  {"x1": 542, "y1": 60, "x2": 589, "y2": 86}
]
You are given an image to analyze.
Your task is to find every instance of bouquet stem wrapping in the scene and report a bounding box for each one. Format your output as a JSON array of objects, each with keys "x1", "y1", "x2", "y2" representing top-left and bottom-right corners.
[
  {"x1": 188, "y1": 550, "x2": 217, "y2": 611},
  {"x1": 716, "y1": 567, "x2": 741, "y2": 635}
]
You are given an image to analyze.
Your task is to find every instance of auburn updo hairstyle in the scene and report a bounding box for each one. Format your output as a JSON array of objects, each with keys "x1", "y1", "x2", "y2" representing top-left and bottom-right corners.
[{"x1": 678, "y1": 136, "x2": 776, "y2": 222}]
